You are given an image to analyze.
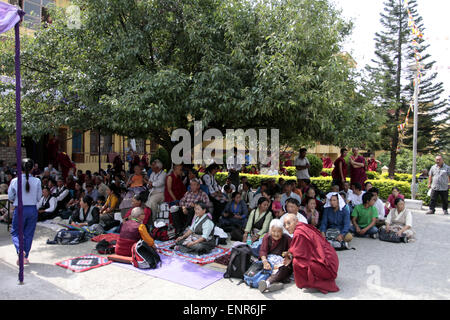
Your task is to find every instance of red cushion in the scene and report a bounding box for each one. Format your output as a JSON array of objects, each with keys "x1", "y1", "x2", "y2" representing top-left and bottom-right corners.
[{"x1": 107, "y1": 254, "x2": 133, "y2": 264}]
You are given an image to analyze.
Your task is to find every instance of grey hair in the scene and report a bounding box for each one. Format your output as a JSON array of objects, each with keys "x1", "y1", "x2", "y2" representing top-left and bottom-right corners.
[
  {"x1": 152, "y1": 159, "x2": 163, "y2": 169},
  {"x1": 270, "y1": 219, "x2": 284, "y2": 231},
  {"x1": 130, "y1": 207, "x2": 144, "y2": 219}
]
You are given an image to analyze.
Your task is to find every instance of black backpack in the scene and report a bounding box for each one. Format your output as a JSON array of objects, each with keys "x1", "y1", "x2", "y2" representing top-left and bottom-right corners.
[
  {"x1": 223, "y1": 244, "x2": 253, "y2": 279},
  {"x1": 46, "y1": 229, "x2": 87, "y2": 245}
]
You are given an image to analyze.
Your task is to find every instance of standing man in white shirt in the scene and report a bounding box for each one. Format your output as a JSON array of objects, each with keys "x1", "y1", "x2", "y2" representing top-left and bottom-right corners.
[
  {"x1": 294, "y1": 148, "x2": 310, "y2": 181},
  {"x1": 145, "y1": 159, "x2": 167, "y2": 222},
  {"x1": 8, "y1": 159, "x2": 42, "y2": 265}
]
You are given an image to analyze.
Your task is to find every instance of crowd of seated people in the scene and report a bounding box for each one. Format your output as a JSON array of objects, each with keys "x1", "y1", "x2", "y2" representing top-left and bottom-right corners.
[{"x1": 2, "y1": 155, "x2": 417, "y2": 293}]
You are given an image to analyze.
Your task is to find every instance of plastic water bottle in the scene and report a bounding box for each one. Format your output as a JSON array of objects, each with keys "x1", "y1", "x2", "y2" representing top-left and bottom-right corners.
[{"x1": 246, "y1": 234, "x2": 252, "y2": 246}]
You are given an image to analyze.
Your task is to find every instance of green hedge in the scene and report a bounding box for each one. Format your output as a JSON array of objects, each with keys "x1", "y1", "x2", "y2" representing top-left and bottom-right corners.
[{"x1": 380, "y1": 172, "x2": 420, "y2": 182}]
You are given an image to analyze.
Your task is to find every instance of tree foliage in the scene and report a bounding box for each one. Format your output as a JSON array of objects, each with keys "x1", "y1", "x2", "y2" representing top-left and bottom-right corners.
[
  {"x1": 0, "y1": 0, "x2": 380, "y2": 155},
  {"x1": 364, "y1": 0, "x2": 448, "y2": 175}
]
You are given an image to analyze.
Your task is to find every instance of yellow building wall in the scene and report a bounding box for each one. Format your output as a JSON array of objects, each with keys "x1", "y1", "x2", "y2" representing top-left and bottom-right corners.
[{"x1": 63, "y1": 129, "x2": 152, "y2": 173}]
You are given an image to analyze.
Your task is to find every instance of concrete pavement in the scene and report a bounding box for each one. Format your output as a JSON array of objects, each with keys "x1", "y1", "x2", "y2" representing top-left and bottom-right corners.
[{"x1": 1, "y1": 208, "x2": 449, "y2": 300}]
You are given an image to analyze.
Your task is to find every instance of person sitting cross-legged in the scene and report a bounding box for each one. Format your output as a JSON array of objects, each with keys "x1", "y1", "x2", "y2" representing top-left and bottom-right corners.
[
  {"x1": 69, "y1": 195, "x2": 100, "y2": 228},
  {"x1": 349, "y1": 192, "x2": 379, "y2": 239},
  {"x1": 172, "y1": 178, "x2": 210, "y2": 237},
  {"x1": 381, "y1": 198, "x2": 415, "y2": 242},
  {"x1": 115, "y1": 207, "x2": 155, "y2": 257},
  {"x1": 218, "y1": 191, "x2": 248, "y2": 232},
  {"x1": 175, "y1": 202, "x2": 216, "y2": 255},
  {"x1": 258, "y1": 219, "x2": 292, "y2": 293},
  {"x1": 320, "y1": 193, "x2": 352, "y2": 249}
]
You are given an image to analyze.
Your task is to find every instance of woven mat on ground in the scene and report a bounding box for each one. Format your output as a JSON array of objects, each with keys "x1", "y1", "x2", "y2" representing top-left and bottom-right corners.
[
  {"x1": 155, "y1": 240, "x2": 231, "y2": 266},
  {"x1": 55, "y1": 254, "x2": 112, "y2": 272}
]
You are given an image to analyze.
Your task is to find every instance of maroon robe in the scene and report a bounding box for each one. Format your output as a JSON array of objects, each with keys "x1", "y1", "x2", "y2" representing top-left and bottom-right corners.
[
  {"x1": 322, "y1": 157, "x2": 333, "y2": 169},
  {"x1": 350, "y1": 155, "x2": 367, "y2": 187},
  {"x1": 289, "y1": 223, "x2": 340, "y2": 294}
]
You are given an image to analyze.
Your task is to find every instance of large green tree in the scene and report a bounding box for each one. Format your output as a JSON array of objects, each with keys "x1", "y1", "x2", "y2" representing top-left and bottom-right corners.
[
  {"x1": 0, "y1": 0, "x2": 380, "y2": 155},
  {"x1": 365, "y1": 0, "x2": 448, "y2": 175}
]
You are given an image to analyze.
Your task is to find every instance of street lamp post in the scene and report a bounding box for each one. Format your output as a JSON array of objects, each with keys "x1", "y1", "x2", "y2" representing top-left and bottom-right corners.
[{"x1": 410, "y1": 65, "x2": 420, "y2": 200}]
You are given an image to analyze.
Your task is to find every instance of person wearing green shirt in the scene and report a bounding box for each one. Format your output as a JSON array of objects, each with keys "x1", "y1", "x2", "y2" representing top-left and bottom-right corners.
[{"x1": 349, "y1": 192, "x2": 379, "y2": 239}]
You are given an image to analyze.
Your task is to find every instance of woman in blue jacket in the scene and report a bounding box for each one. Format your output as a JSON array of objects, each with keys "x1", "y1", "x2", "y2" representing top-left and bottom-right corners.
[
  {"x1": 320, "y1": 193, "x2": 352, "y2": 247},
  {"x1": 218, "y1": 191, "x2": 248, "y2": 231}
]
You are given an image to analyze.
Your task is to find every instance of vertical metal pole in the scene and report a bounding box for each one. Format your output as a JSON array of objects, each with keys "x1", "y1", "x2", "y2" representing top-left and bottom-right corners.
[{"x1": 411, "y1": 71, "x2": 419, "y2": 200}]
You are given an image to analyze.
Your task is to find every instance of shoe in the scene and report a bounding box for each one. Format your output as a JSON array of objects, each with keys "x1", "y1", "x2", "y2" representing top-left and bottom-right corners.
[
  {"x1": 444, "y1": 210, "x2": 449, "y2": 215},
  {"x1": 426, "y1": 210, "x2": 435, "y2": 215},
  {"x1": 258, "y1": 280, "x2": 268, "y2": 293},
  {"x1": 370, "y1": 233, "x2": 378, "y2": 239},
  {"x1": 344, "y1": 242, "x2": 350, "y2": 250},
  {"x1": 401, "y1": 237, "x2": 408, "y2": 243},
  {"x1": 24, "y1": 258, "x2": 29, "y2": 265},
  {"x1": 267, "y1": 283, "x2": 284, "y2": 292}
]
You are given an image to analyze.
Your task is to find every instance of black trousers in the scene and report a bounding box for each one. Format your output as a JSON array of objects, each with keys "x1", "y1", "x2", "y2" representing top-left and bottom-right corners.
[
  {"x1": 429, "y1": 189, "x2": 449, "y2": 212},
  {"x1": 229, "y1": 170, "x2": 240, "y2": 191},
  {"x1": 172, "y1": 207, "x2": 195, "y2": 235}
]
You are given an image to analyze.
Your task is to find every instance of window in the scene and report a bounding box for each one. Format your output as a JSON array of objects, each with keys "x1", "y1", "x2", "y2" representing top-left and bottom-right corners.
[
  {"x1": 90, "y1": 131, "x2": 113, "y2": 155},
  {"x1": 72, "y1": 130, "x2": 83, "y2": 153},
  {"x1": 17, "y1": 0, "x2": 55, "y2": 30},
  {"x1": 135, "y1": 139, "x2": 146, "y2": 154}
]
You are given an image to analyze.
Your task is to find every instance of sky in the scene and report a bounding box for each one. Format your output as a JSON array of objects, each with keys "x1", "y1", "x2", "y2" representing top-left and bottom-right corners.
[{"x1": 332, "y1": 0, "x2": 450, "y2": 99}]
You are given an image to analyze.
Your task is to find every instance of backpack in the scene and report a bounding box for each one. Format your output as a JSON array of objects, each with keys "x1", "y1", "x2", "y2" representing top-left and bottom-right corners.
[
  {"x1": 379, "y1": 228, "x2": 407, "y2": 243},
  {"x1": 243, "y1": 260, "x2": 272, "y2": 288},
  {"x1": 95, "y1": 239, "x2": 116, "y2": 254},
  {"x1": 46, "y1": 229, "x2": 87, "y2": 245},
  {"x1": 131, "y1": 240, "x2": 162, "y2": 269},
  {"x1": 150, "y1": 225, "x2": 169, "y2": 241},
  {"x1": 223, "y1": 244, "x2": 253, "y2": 279},
  {"x1": 325, "y1": 228, "x2": 350, "y2": 251}
]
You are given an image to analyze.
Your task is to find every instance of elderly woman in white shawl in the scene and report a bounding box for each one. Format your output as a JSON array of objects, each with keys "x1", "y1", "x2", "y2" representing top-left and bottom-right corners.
[
  {"x1": 381, "y1": 197, "x2": 415, "y2": 242},
  {"x1": 319, "y1": 192, "x2": 353, "y2": 249}
]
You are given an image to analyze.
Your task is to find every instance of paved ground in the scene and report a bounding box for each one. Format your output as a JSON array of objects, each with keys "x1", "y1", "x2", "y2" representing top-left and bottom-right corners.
[{"x1": 1, "y1": 207, "x2": 450, "y2": 300}]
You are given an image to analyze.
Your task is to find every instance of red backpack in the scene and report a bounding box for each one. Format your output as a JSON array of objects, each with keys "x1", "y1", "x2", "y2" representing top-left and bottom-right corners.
[{"x1": 131, "y1": 240, "x2": 162, "y2": 269}]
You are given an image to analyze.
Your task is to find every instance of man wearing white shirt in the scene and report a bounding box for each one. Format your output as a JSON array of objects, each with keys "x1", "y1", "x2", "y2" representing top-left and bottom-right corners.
[
  {"x1": 369, "y1": 187, "x2": 386, "y2": 227},
  {"x1": 348, "y1": 182, "x2": 364, "y2": 210},
  {"x1": 294, "y1": 148, "x2": 310, "y2": 180},
  {"x1": 280, "y1": 181, "x2": 302, "y2": 210},
  {"x1": 145, "y1": 159, "x2": 167, "y2": 221}
]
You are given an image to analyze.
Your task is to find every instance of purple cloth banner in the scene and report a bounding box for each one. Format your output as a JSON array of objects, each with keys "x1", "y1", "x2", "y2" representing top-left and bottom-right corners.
[{"x1": 0, "y1": 2, "x2": 21, "y2": 34}]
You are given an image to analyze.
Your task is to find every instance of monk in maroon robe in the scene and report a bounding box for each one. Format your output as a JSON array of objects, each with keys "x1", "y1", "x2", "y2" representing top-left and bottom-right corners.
[
  {"x1": 322, "y1": 154, "x2": 333, "y2": 169},
  {"x1": 289, "y1": 223, "x2": 340, "y2": 294},
  {"x1": 349, "y1": 148, "x2": 367, "y2": 187},
  {"x1": 57, "y1": 151, "x2": 75, "y2": 180}
]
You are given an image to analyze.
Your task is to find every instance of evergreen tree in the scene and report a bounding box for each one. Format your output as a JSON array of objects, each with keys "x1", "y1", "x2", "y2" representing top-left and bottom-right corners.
[{"x1": 365, "y1": 0, "x2": 447, "y2": 175}]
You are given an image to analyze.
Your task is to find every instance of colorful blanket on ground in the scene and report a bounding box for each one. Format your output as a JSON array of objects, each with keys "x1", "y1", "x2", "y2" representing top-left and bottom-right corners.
[
  {"x1": 55, "y1": 254, "x2": 112, "y2": 272},
  {"x1": 155, "y1": 240, "x2": 231, "y2": 265}
]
